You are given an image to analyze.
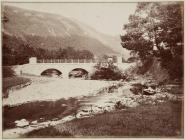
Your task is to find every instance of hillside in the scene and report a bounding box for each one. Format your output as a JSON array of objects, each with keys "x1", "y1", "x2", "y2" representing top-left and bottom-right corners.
[
  {"x1": 72, "y1": 19, "x2": 130, "y2": 58},
  {"x1": 2, "y1": 5, "x2": 129, "y2": 57}
]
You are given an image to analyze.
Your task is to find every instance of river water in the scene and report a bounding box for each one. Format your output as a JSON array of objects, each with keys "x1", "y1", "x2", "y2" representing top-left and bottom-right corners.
[
  {"x1": 3, "y1": 77, "x2": 127, "y2": 138},
  {"x1": 3, "y1": 77, "x2": 121, "y2": 106}
]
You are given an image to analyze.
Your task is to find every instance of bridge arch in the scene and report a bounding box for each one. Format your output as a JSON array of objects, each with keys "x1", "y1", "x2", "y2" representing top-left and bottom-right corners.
[
  {"x1": 68, "y1": 68, "x2": 89, "y2": 79},
  {"x1": 41, "y1": 68, "x2": 62, "y2": 77}
]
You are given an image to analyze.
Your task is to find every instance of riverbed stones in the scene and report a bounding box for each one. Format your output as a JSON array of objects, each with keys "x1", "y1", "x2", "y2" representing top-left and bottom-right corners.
[
  {"x1": 61, "y1": 104, "x2": 68, "y2": 107},
  {"x1": 31, "y1": 120, "x2": 38, "y2": 125}
]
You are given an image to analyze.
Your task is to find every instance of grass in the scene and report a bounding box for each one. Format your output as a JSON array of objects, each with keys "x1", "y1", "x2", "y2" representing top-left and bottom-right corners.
[
  {"x1": 3, "y1": 76, "x2": 30, "y2": 90},
  {"x1": 26, "y1": 100, "x2": 183, "y2": 138},
  {"x1": 3, "y1": 76, "x2": 31, "y2": 96},
  {"x1": 25, "y1": 127, "x2": 72, "y2": 138}
]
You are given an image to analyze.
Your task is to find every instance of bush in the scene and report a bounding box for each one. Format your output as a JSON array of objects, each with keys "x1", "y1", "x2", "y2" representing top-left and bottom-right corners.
[
  {"x1": 3, "y1": 77, "x2": 31, "y2": 98},
  {"x1": 161, "y1": 55, "x2": 183, "y2": 81},
  {"x1": 90, "y1": 62, "x2": 124, "y2": 80},
  {"x1": 137, "y1": 57, "x2": 154, "y2": 75},
  {"x1": 3, "y1": 66, "x2": 15, "y2": 78}
]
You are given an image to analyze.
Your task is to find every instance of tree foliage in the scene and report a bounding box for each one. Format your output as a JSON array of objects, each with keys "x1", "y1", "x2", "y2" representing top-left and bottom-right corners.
[
  {"x1": 91, "y1": 61, "x2": 124, "y2": 80},
  {"x1": 121, "y1": 2, "x2": 183, "y2": 79}
]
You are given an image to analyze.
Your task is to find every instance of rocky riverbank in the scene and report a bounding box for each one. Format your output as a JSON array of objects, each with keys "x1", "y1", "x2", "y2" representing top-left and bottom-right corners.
[{"x1": 3, "y1": 75, "x2": 183, "y2": 138}]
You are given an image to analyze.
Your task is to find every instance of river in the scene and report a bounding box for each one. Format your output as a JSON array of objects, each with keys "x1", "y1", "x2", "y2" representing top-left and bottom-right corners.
[{"x1": 3, "y1": 77, "x2": 121, "y2": 106}]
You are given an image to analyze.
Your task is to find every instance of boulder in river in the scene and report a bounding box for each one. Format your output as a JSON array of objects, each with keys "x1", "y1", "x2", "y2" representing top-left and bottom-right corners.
[
  {"x1": 143, "y1": 87, "x2": 156, "y2": 95},
  {"x1": 15, "y1": 119, "x2": 29, "y2": 128}
]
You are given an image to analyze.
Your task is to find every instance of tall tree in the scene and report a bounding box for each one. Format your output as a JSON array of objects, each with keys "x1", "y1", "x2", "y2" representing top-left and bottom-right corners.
[
  {"x1": 121, "y1": 2, "x2": 183, "y2": 79},
  {"x1": 121, "y1": 2, "x2": 183, "y2": 58}
]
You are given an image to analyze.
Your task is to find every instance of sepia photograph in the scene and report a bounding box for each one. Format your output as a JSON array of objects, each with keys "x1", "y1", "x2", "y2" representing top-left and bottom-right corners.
[{"x1": 2, "y1": 1, "x2": 184, "y2": 138}]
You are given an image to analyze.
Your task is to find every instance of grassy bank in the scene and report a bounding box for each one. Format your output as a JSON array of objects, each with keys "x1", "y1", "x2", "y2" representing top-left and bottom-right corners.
[
  {"x1": 3, "y1": 66, "x2": 30, "y2": 90},
  {"x1": 26, "y1": 101, "x2": 183, "y2": 138},
  {"x1": 3, "y1": 77, "x2": 30, "y2": 90},
  {"x1": 3, "y1": 76, "x2": 31, "y2": 97}
]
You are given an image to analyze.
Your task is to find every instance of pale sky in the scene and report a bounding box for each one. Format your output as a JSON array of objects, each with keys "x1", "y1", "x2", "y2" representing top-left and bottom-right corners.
[{"x1": 4, "y1": 2, "x2": 137, "y2": 36}]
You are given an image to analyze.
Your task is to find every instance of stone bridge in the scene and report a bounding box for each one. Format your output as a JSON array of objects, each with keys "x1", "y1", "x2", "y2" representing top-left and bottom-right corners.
[{"x1": 14, "y1": 57, "x2": 133, "y2": 79}]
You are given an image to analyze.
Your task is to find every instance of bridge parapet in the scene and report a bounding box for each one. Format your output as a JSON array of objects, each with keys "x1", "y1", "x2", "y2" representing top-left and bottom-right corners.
[
  {"x1": 37, "y1": 58, "x2": 97, "y2": 63},
  {"x1": 29, "y1": 56, "x2": 124, "y2": 64}
]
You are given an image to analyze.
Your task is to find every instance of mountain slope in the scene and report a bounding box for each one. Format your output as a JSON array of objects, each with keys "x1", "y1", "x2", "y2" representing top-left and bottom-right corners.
[
  {"x1": 2, "y1": 5, "x2": 129, "y2": 57},
  {"x1": 72, "y1": 19, "x2": 130, "y2": 58}
]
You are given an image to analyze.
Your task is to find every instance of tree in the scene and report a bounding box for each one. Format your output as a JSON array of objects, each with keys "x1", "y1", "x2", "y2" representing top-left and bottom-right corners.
[{"x1": 121, "y1": 2, "x2": 183, "y2": 79}]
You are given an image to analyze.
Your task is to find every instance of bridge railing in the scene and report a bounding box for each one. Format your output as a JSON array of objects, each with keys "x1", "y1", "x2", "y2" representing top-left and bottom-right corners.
[{"x1": 37, "y1": 59, "x2": 97, "y2": 63}]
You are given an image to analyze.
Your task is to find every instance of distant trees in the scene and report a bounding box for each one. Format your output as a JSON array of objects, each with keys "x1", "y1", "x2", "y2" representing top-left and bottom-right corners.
[
  {"x1": 2, "y1": 33, "x2": 94, "y2": 66},
  {"x1": 36, "y1": 47, "x2": 94, "y2": 60},
  {"x1": 120, "y1": 2, "x2": 183, "y2": 79},
  {"x1": 56, "y1": 47, "x2": 94, "y2": 59}
]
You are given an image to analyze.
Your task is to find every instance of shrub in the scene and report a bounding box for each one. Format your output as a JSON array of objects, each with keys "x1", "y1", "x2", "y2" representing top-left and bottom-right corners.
[
  {"x1": 136, "y1": 57, "x2": 154, "y2": 75},
  {"x1": 90, "y1": 62, "x2": 125, "y2": 80}
]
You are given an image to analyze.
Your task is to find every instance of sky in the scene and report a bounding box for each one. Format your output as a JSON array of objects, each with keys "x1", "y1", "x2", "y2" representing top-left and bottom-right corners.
[{"x1": 4, "y1": 2, "x2": 137, "y2": 36}]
